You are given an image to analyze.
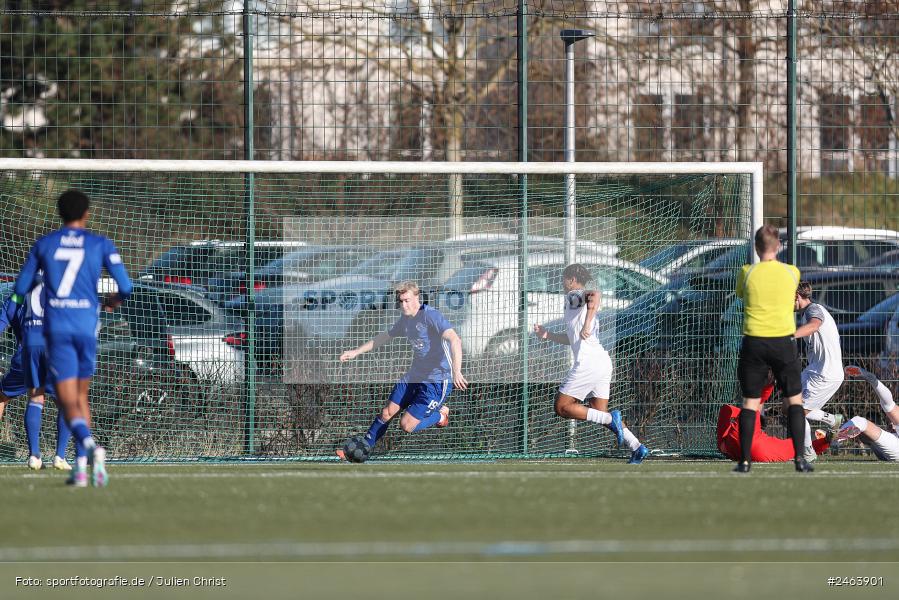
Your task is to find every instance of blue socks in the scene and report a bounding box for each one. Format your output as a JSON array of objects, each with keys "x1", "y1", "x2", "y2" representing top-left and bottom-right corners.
[
  {"x1": 55, "y1": 407, "x2": 71, "y2": 459},
  {"x1": 364, "y1": 417, "x2": 389, "y2": 447},
  {"x1": 413, "y1": 410, "x2": 442, "y2": 432},
  {"x1": 24, "y1": 402, "x2": 43, "y2": 457},
  {"x1": 69, "y1": 418, "x2": 96, "y2": 456}
]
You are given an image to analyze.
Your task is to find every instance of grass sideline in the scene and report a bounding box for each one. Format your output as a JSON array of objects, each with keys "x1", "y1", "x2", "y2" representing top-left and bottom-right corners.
[{"x1": 0, "y1": 460, "x2": 897, "y2": 598}]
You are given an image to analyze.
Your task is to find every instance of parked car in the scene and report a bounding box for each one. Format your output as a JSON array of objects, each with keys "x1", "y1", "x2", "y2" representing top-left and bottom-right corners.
[
  {"x1": 702, "y1": 228, "x2": 899, "y2": 275},
  {"x1": 0, "y1": 281, "x2": 245, "y2": 423},
  {"x1": 207, "y1": 245, "x2": 374, "y2": 305},
  {"x1": 837, "y1": 292, "x2": 899, "y2": 356},
  {"x1": 106, "y1": 282, "x2": 246, "y2": 385},
  {"x1": 716, "y1": 271, "x2": 899, "y2": 358},
  {"x1": 140, "y1": 240, "x2": 307, "y2": 290},
  {"x1": 878, "y1": 302, "x2": 899, "y2": 380},
  {"x1": 438, "y1": 252, "x2": 668, "y2": 360},
  {"x1": 445, "y1": 233, "x2": 620, "y2": 257},
  {"x1": 860, "y1": 249, "x2": 899, "y2": 270},
  {"x1": 242, "y1": 240, "x2": 548, "y2": 345},
  {"x1": 639, "y1": 239, "x2": 745, "y2": 277},
  {"x1": 798, "y1": 270, "x2": 899, "y2": 324}
]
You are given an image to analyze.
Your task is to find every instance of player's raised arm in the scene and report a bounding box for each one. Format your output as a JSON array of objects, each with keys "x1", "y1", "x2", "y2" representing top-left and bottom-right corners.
[
  {"x1": 102, "y1": 238, "x2": 132, "y2": 310},
  {"x1": 339, "y1": 330, "x2": 392, "y2": 362},
  {"x1": 534, "y1": 323, "x2": 569, "y2": 345},
  {"x1": 794, "y1": 294, "x2": 824, "y2": 339},
  {"x1": 794, "y1": 317, "x2": 822, "y2": 339},
  {"x1": 441, "y1": 328, "x2": 468, "y2": 390}
]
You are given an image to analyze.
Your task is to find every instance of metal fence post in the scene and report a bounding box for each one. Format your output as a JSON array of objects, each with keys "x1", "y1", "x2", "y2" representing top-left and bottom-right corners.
[
  {"x1": 517, "y1": 0, "x2": 529, "y2": 455},
  {"x1": 243, "y1": 4, "x2": 257, "y2": 455},
  {"x1": 787, "y1": 0, "x2": 798, "y2": 264}
]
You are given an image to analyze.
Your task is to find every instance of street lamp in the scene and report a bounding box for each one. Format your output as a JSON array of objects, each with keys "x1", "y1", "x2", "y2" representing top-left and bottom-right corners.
[
  {"x1": 560, "y1": 29, "x2": 594, "y2": 455},
  {"x1": 560, "y1": 29, "x2": 594, "y2": 268}
]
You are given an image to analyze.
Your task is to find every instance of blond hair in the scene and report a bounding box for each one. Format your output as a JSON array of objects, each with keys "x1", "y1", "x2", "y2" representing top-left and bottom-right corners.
[
  {"x1": 754, "y1": 224, "x2": 780, "y2": 254},
  {"x1": 394, "y1": 281, "x2": 420, "y2": 297}
]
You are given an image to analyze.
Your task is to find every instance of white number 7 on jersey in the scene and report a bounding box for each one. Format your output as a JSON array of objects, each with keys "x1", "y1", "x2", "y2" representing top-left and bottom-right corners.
[{"x1": 53, "y1": 248, "x2": 85, "y2": 298}]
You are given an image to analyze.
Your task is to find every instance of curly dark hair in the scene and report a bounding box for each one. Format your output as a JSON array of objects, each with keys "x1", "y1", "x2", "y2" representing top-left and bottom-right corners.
[{"x1": 562, "y1": 263, "x2": 592, "y2": 285}]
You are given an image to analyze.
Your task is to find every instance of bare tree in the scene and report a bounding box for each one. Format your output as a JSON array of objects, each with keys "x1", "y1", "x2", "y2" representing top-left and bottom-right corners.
[
  {"x1": 799, "y1": 0, "x2": 899, "y2": 170},
  {"x1": 262, "y1": 1, "x2": 558, "y2": 234}
]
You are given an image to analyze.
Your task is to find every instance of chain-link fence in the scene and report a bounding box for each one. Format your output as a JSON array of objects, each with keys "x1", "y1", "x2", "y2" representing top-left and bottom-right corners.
[{"x1": 0, "y1": 1, "x2": 897, "y2": 460}]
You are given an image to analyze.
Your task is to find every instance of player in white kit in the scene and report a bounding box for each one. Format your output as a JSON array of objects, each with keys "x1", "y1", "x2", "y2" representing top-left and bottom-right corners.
[
  {"x1": 837, "y1": 366, "x2": 899, "y2": 461},
  {"x1": 534, "y1": 263, "x2": 649, "y2": 463},
  {"x1": 794, "y1": 281, "x2": 844, "y2": 461}
]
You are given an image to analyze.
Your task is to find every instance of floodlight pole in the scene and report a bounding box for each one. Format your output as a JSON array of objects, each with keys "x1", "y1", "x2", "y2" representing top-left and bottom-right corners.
[{"x1": 561, "y1": 29, "x2": 593, "y2": 455}]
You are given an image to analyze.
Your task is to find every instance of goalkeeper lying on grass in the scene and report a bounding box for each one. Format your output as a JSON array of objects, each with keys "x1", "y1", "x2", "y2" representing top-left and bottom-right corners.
[{"x1": 717, "y1": 381, "x2": 831, "y2": 462}]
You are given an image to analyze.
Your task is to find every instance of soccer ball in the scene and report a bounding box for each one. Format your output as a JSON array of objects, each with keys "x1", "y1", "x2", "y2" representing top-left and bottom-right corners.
[{"x1": 342, "y1": 435, "x2": 371, "y2": 463}]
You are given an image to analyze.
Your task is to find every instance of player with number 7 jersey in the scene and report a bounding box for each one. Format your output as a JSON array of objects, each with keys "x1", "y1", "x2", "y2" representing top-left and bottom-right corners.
[{"x1": 13, "y1": 189, "x2": 132, "y2": 487}]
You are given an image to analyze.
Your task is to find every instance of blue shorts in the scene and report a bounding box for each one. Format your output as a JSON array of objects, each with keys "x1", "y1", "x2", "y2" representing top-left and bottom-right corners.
[
  {"x1": 1, "y1": 352, "x2": 26, "y2": 398},
  {"x1": 388, "y1": 377, "x2": 453, "y2": 420},
  {"x1": 47, "y1": 334, "x2": 97, "y2": 383},
  {"x1": 1, "y1": 346, "x2": 52, "y2": 397},
  {"x1": 23, "y1": 346, "x2": 49, "y2": 391}
]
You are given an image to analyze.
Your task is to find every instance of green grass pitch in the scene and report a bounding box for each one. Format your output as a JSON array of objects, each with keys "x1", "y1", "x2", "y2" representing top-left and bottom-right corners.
[{"x1": 1, "y1": 460, "x2": 897, "y2": 599}]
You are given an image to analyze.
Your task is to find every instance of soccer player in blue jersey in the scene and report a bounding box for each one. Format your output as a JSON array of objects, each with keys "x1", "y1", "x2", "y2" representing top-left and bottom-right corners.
[
  {"x1": 336, "y1": 281, "x2": 468, "y2": 459},
  {"x1": 13, "y1": 190, "x2": 132, "y2": 487},
  {"x1": 0, "y1": 275, "x2": 72, "y2": 471}
]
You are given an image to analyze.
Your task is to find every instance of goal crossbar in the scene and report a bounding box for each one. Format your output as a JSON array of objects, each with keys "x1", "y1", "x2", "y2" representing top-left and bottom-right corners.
[{"x1": 0, "y1": 158, "x2": 762, "y2": 177}]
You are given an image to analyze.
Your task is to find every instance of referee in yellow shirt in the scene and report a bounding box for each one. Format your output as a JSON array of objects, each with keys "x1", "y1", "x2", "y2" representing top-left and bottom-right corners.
[{"x1": 734, "y1": 224, "x2": 812, "y2": 473}]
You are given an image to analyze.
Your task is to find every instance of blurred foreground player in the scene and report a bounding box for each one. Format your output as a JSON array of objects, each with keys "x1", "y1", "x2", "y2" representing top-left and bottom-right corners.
[
  {"x1": 0, "y1": 276, "x2": 72, "y2": 470},
  {"x1": 14, "y1": 190, "x2": 132, "y2": 486}
]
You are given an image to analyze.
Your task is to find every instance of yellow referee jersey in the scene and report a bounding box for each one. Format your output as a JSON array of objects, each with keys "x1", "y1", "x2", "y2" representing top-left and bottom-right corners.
[{"x1": 735, "y1": 261, "x2": 800, "y2": 337}]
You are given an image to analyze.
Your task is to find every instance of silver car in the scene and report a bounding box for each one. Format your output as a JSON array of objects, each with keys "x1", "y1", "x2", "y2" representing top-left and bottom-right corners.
[{"x1": 439, "y1": 252, "x2": 668, "y2": 361}]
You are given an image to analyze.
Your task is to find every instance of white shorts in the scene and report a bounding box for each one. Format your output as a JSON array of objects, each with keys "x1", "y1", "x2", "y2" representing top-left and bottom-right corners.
[
  {"x1": 801, "y1": 370, "x2": 843, "y2": 411},
  {"x1": 559, "y1": 353, "x2": 613, "y2": 401},
  {"x1": 865, "y1": 430, "x2": 899, "y2": 462}
]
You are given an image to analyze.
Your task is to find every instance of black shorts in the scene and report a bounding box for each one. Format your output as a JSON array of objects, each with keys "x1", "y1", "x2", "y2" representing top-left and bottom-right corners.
[{"x1": 738, "y1": 335, "x2": 802, "y2": 398}]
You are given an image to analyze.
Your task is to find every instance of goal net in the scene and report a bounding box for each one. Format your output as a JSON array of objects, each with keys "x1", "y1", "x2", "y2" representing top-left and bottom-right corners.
[{"x1": 0, "y1": 159, "x2": 761, "y2": 461}]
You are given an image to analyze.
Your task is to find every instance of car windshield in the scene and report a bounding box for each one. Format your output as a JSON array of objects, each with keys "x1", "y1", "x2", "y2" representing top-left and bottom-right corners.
[
  {"x1": 639, "y1": 243, "x2": 698, "y2": 271},
  {"x1": 275, "y1": 249, "x2": 374, "y2": 280},
  {"x1": 209, "y1": 246, "x2": 292, "y2": 273},
  {"x1": 705, "y1": 244, "x2": 751, "y2": 271},
  {"x1": 260, "y1": 247, "x2": 326, "y2": 274},
  {"x1": 622, "y1": 278, "x2": 691, "y2": 313},
  {"x1": 443, "y1": 263, "x2": 492, "y2": 291},
  {"x1": 148, "y1": 246, "x2": 211, "y2": 273},
  {"x1": 346, "y1": 250, "x2": 408, "y2": 278},
  {"x1": 857, "y1": 292, "x2": 899, "y2": 323}
]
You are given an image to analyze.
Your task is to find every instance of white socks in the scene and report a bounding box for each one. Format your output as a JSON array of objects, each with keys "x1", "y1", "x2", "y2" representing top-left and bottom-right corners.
[
  {"x1": 806, "y1": 409, "x2": 836, "y2": 427},
  {"x1": 804, "y1": 419, "x2": 813, "y2": 449},
  {"x1": 849, "y1": 416, "x2": 869, "y2": 432},
  {"x1": 874, "y1": 382, "x2": 897, "y2": 414},
  {"x1": 622, "y1": 427, "x2": 641, "y2": 451},
  {"x1": 585, "y1": 408, "x2": 641, "y2": 451},
  {"x1": 585, "y1": 408, "x2": 611, "y2": 425}
]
